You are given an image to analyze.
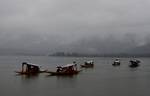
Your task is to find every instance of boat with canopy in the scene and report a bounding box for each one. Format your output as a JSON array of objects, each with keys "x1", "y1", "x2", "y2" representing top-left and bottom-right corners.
[
  {"x1": 80, "y1": 60, "x2": 94, "y2": 68},
  {"x1": 15, "y1": 62, "x2": 47, "y2": 75},
  {"x1": 47, "y1": 63, "x2": 81, "y2": 76}
]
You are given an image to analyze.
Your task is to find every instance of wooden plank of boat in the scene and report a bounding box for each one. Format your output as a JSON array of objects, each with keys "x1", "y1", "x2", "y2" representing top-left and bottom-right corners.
[{"x1": 15, "y1": 70, "x2": 47, "y2": 75}]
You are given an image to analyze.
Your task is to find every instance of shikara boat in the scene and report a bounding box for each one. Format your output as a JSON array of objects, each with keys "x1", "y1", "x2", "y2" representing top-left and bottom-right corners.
[
  {"x1": 80, "y1": 61, "x2": 94, "y2": 68},
  {"x1": 47, "y1": 63, "x2": 81, "y2": 76},
  {"x1": 129, "y1": 60, "x2": 141, "y2": 68},
  {"x1": 112, "y1": 58, "x2": 120, "y2": 66},
  {"x1": 15, "y1": 62, "x2": 47, "y2": 75}
]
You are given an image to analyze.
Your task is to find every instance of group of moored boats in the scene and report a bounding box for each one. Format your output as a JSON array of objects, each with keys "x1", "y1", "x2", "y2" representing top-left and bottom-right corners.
[
  {"x1": 112, "y1": 58, "x2": 141, "y2": 68},
  {"x1": 15, "y1": 60, "x2": 94, "y2": 76},
  {"x1": 15, "y1": 58, "x2": 141, "y2": 76}
]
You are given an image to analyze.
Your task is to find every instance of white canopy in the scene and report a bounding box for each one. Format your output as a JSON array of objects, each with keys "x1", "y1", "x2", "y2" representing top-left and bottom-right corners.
[
  {"x1": 24, "y1": 63, "x2": 41, "y2": 67},
  {"x1": 61, "y1": 64, "x2": 76, "y2": 68},
  {"x1": 86, "y1": 60, "x2": 93, "y2": 63}
]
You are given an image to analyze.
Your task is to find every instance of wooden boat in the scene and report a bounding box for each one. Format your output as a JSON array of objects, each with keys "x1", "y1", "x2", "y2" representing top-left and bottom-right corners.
[
  {"x1": 15, "y1": 70, "x2": 47, "y2": 75},
  {"x1": 112, "y1": 58, "x2": 120, "y2": 66},
  {"x1": 47, "y1": 63, "x2": 81, "y2": 76},
  {"x1": 129, "y1": 60, "x2": 141, "y2": 68},
  {"x1": 80, "y1": 61, "x2": 94, "y2": 68},
  {"x1": 15, "y1": 62, "x2": 47, "y2": 75}
]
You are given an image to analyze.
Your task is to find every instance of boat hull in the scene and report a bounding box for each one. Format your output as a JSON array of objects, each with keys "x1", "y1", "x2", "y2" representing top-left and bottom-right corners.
[
  {"x1": 80, "y1": 64, "x2": 94, "y2": 68},
  {"x1": 129, "y1": 64, "x2": 139, "y2": 68},
  {"x1": 15, "y1": 70, "x2": 47, "y2": 75}
]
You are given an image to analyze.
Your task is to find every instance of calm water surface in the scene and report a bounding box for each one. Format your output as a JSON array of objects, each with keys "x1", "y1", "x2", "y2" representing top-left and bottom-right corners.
[{"x1": 0, "y1": 56, "x2": 150, "y2": 96}]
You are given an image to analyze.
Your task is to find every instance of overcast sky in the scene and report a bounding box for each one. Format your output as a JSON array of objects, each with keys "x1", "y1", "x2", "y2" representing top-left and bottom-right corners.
[{"x1": 0, "y1": 0, "x2": 150, "y2": 54}]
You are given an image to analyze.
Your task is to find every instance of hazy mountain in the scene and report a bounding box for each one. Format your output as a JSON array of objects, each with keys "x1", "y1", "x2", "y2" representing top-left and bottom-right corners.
[
  {"x1": 1, "y1": 0, "x2": 150, "y2": 56},
  {"x1": 52, "y1": 35, "x2": 137, "y2": 55},
  {"x1": 0, "y1": 48, "x2": 46, "y2": 56},
  {"x1": 126, "y1": 43, "x2": 150, "y2": 55},
  {"x1": 50, "y1": 34, "x2": 150, "y2": 57},
  {"x1": 0, "y1": 33, "x2": 149, "y2": 56}
]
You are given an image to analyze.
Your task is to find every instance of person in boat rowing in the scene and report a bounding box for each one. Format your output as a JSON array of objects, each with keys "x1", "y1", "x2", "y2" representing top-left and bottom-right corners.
[{"x1": 73, "y1": 61, "x2": 78, "y2": 70}]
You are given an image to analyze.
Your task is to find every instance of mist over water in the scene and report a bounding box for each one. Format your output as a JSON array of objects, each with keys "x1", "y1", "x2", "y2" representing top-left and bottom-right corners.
[
  {"x1": 1, "y1": 1, "x2": 150, "y2": 96},
  {"x1": 0, "y1": 0, "x2": 150, "y2": 55}
]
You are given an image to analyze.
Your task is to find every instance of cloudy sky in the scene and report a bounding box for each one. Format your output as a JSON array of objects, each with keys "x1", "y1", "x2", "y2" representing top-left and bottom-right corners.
[{"x1": 0, "y1": 0, "x2": 150, "y2": 54}]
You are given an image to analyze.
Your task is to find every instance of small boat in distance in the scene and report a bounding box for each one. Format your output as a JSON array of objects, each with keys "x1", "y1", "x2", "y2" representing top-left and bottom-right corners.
[
  {"x1": 15, "y1": 62, "x2": 47, "y2": 75},
  {"x1": 112, "y1": 58, "x2": 120, "y2": 66},
  {"x1": 80, "y1": 60, "x2": 94, "y2": 68},
  {"x1": 129, "y1": 59, "x2": 141, "y2": 68},
  {"x1": 47, "y1": 63, "x2": 81, "y2": 76}
]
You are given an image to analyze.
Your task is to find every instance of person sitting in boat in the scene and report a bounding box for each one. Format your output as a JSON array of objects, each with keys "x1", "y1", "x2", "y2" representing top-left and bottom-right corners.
[
  {"x1": 73, "y1": 61, "x2": 77, "y2": 66},
  {"x1": 73, "y1": 61, "x2": 77, "y2": 70},
  {"x1": 56, "y1": 66, "x2": 62, "y2": 72},
  {"x1": 65, "y1": 66, "x2": 73, "y2": 73}
]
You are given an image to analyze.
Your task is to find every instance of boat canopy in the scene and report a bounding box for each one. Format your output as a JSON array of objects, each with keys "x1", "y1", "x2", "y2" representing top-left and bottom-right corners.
[
  {"x1": 86, "y1": 60, "x2": 94, "y2": 63},
  {"x1": 60, "y1": 64, "x2": 76, "y2": 68},
  {"x1": 22, "y1": 62, "x2": 41, "y2": 67},
  {"x1": 114, "y1": 60, "x2": 120, "y2": 63}
]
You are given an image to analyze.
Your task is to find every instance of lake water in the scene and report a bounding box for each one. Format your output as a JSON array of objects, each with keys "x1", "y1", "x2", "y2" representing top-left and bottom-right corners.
[{"x1": 0, "y1": 56, "x2": 150, "y2": 96}]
